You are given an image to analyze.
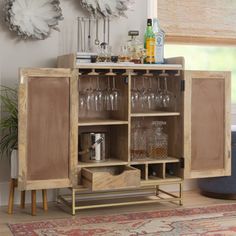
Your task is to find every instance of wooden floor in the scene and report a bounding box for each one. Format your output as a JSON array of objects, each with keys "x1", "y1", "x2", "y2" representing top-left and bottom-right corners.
[{"x1": 1, "y1": 190, "x2": 236, "y2": 236}]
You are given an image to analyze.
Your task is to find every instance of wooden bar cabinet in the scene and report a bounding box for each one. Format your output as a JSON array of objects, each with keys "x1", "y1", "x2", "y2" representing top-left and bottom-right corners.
[{"x1": 18, "y1": 54, "x2": 231, "y2": 215}]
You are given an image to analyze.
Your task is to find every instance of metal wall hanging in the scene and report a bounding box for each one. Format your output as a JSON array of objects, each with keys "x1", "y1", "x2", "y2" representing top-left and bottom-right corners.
[
  {"x1": 4, "y1": 0, "x2": 63, "y2": 40},
  {"x1": 80, "y1": 0, "x2": 134, "y2": 18}
]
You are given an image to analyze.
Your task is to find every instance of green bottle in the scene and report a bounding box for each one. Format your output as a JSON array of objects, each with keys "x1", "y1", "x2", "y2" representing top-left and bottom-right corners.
[{"x1": 144, "y1": 19, "x2": 155, "y2": 64}]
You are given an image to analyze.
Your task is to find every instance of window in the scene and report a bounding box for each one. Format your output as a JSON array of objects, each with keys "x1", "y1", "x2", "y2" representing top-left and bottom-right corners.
[{"x1": 165, "y1": 44, "x2": 236, "y2": 125}]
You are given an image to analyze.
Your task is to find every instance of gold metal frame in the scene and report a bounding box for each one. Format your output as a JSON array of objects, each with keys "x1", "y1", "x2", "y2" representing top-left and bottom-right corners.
[{"x1": 57, "y1": 181, "x2": 183, "y2": 215}]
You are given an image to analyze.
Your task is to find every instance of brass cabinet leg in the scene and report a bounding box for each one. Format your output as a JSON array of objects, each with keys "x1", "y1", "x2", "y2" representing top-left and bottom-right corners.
[
  {"x1": 72, "y1": 189, "x2": 75, "y2": 216},
  {"x1": 31, "y1": 190, "x2": 36, "y2": 216},
  {"x1": 20, "y1": 191, "x2": 26, "y2": 209},
  {"x1": 42, "y1": 190, "x2": 48, "y2": 211},
  {"x1": 8, "y1": 179, "x2": 15, "y2": 214},
  {"x1": 179, "y1": 182, "x2": 183, "y2": 206}
]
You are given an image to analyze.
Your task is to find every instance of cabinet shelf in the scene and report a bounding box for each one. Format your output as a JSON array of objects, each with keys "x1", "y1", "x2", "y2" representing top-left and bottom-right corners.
[
  {"x1": 141, "y1": 176, "x2": 182, "y2": 186},
  {"x1": 78, "y1": 158, "x2": 128, "y2": 167},
  {"x1": 131, "y1": 157, "x2": 180, "y2": 165},
  {"x1": 78, "y1": 119, "x2": 129, "y2": 126},
  {"x1": 131, "y1": 112, "x2": 180, "y2": 117}
]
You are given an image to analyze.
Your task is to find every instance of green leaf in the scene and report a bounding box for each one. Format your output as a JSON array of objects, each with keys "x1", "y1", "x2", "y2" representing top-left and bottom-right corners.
[{"x1": 0, "y1": 85, "x2": 18, "y2": 160}]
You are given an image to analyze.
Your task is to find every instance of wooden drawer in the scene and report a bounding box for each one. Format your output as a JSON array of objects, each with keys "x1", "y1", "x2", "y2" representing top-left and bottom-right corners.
[{"x1": 81, "y1": 166, "x2": 140, "y2": 191}]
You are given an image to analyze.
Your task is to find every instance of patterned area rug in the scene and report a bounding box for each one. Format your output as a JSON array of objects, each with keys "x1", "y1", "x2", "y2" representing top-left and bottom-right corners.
[{"x1": 9, "y1": 204, "x2": 236, "y2": 236}]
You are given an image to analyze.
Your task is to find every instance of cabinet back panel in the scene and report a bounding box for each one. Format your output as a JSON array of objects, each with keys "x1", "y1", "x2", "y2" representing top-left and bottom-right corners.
[
  {"x1": 191, "y1": 78, "x2": 224, "y2": 170},
  {"x1": 27, "y1": 77, "x2": 70, "y2": 180}
]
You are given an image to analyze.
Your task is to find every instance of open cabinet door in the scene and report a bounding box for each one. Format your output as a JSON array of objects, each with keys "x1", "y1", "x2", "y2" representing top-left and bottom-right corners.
[
  {"x1": 184, "y1": 71, "x2": 231, "y2": 179},
  {"x1": 18, "y1": 68, "x2": 78, "y2": 191}
]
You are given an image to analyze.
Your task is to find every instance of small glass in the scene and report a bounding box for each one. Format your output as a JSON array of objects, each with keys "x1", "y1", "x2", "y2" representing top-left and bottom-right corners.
[
  {"x1": 119, "y1": 44, "x2": 130, "y2": 62},
  {"x1": 97, "y1": 44, "x2": 112, "y2": 62}
]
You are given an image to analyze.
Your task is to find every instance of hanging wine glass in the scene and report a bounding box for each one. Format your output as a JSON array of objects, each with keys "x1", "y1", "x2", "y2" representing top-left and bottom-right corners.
[
  {"x1": 131, "y1": 77, "x2": 140, "y2": 112},
  {"x1": 104, "y1": 76, "x2": 112, "y2": 111},
  {"x1": 85, "y1": 77, "x2": 95, "y2": 111},
  {"x1": 93, "y1": 76, "x2": 104, "y2": 111},
  {"x1": 140, "y1": 76, "x2": 148, "y2": 111},
  {"x1": 79, "y1": 82, "x2": 87, "y2": 117},
  {"x1": 111, "y1": 76, "x2": 120, "y2": 111},
  {"x1": 146, "y1": 77, "x2": 155, "y2": 110},
  {"x1": 162, "y1": 77, "x2": 175, "y2": 109},
  {"x1": 155, "y1": 77, "x2": 163, "y2": 109}
]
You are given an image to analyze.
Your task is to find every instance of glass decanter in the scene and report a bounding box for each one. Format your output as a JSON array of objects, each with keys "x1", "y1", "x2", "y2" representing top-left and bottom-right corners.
[
  {"x1": 131, "y1": 120, "x2": 147, "y2": 160},
  {"x1": 147, "y1": 121, "x2": 168, "y2": 159}
]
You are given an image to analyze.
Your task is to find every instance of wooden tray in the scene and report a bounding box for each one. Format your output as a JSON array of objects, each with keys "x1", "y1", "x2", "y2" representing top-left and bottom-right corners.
[{"x1": 81, "y1": 166, "x2": 140, "y2": 191}]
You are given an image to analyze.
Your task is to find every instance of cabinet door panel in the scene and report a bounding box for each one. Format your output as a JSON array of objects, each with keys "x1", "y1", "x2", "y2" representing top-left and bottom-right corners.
[
  {"x1": 27, "y1": 77, "x2": 69, "y2": 180},
  {"x1": 18, "y1": 68, "x2": 78, "y2": 190},
  {"x1": 184, "y1": 71, "x2": 231, "y2": 178}
]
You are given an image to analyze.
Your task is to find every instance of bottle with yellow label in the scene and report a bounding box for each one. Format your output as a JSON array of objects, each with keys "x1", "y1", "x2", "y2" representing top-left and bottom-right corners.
[{"x1": 144, "y1": 19, "x2": 155, "y2": 64}]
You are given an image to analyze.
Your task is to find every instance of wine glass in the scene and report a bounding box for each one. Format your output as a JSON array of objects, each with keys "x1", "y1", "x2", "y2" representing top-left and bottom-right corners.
[
  {"x1": 155, "y1": 77, "x2": 163, "y2": 109},
  {"x1": 110, "y1": 76, "x2": 120, "y2": 111},
  {"x1": 146, "y1": 77, "x2": 156, "y2": 110},
  {"x1": 131, "y1": 77, "x2": 140, "y2": 112},
  {"x1": 85, "y1": 77, "x2": 95, "y2": 111},
  {"x1": 140, "y1": 77, "x2": 148, "y2": 111},
  {"x1": 104, "y1": 76, "x2": 112, "y2": 111},
  {"x1": 79, "y1": 89, "x2": 87, "y2": 117},
  {"x1": 93, "y1": 76, "x2": 103, "y2": 111},
  {"x1": 162, "y1": 77, "x2": 175, "y2": 109}
]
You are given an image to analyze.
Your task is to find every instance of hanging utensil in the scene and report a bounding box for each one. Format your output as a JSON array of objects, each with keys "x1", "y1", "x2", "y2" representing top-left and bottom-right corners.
[
  {"x1": 88, "y1": 18, "x2": 91, "y2": 52},
  {"x1": 83, "y1": 18, "x2": 86, "y2": 52},
  {"x1": 100, "y1": 17, "x2": 107, "y2": 49},
  {"x1": 107, "y1": 17, "x2": 110, "y2": 45},
  {"x1": 95, "y1": 18, "x2": 100, "y2": 45}
]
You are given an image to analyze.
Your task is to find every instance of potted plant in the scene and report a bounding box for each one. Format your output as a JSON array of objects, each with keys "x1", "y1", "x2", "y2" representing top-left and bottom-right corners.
[{"x1": 0, "y1": 86, "x2": 18, "y2": 178}]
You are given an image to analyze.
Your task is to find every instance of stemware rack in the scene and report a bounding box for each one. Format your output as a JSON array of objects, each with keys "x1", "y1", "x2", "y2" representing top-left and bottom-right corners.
[{"x1": 57, "y1": 54, "x2": 185, "y2": 215}]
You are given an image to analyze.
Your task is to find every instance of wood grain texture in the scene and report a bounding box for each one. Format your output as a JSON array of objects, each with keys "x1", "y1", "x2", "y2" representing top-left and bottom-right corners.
[
  {"x1": 31, "y1": 190, "x2": 36, "y2": 216},
  {"x1": 18, "y1": 84, "x2": 27, "y2": 190},
  {"x1": 27, "y1": 77, "x2": 70, "y2": 181},
  {"x1": 18, "y1": 68, "x2": 73, "y2": 191},
  {"x1": 57, "y1": 54, "x2": 76, "y2": 68},
  {"x1": 81, "y1": 166, "x2": 140, "y2": 191},
  {"x1": 158, "y1": 0, "x2": 236, "y2": 44},
  {"x1": 184, "y1": 71, "x2": 231, "y2": 179},
  {"x1": 70, "y1": 70, "x2": 79, "y2": 187},
  {"x1": 191, "y1": 78, "x2": 224, "y2": 170}
]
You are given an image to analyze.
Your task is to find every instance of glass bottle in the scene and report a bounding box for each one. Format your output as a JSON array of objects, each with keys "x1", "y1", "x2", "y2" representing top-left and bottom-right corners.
[
  {"x1": 127, "y1": 30, "x2": 144, "y2": 64},
  {"x1": 131, "y1": 121, "x2": 147, "y2": 160},
  {"x1": 148, "y1": 121, "x2": 168, "y2": 159},
  {"x1": 144, "y1": 19, "x2": 155, "y2": 64},
  {"x1": 153, "y1": 18, "x2": 165, "y2": 64}
]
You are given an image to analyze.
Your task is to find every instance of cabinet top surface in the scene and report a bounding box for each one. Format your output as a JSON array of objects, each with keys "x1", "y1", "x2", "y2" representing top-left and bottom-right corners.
[{"x1": 76, "y1": 63, "x2": 183, "y2": 71}]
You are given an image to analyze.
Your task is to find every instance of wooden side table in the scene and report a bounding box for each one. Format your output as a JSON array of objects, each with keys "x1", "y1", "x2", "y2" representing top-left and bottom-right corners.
[{"x1": 8, "y1": 178, "x2": 48, "y2": 216}]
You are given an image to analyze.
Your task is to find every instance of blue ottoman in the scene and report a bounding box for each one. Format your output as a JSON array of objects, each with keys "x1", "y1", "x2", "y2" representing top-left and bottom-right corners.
[{"x1": 198, "y1": 130, "x2": 236, "y2": 199}]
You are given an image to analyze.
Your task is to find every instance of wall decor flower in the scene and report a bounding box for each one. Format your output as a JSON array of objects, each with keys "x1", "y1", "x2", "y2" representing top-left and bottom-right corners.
[
  {"x1": 4, "y1": 0, "x2": 64, "y2": 40},
  {"x1": 80, "y1": 0, "x2": 134, "y2": 18}
]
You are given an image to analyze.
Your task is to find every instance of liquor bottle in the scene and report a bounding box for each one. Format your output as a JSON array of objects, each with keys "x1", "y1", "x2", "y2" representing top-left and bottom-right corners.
[
  {"x1": 144, "y1": 19, "x2": 155, "y2": 64},
  {"x1": 127, "y1": 30, "x2": 143, "y2": 64},
  {"x1": 153, "y1": 18, "x2": 165, "y2": 64}
]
